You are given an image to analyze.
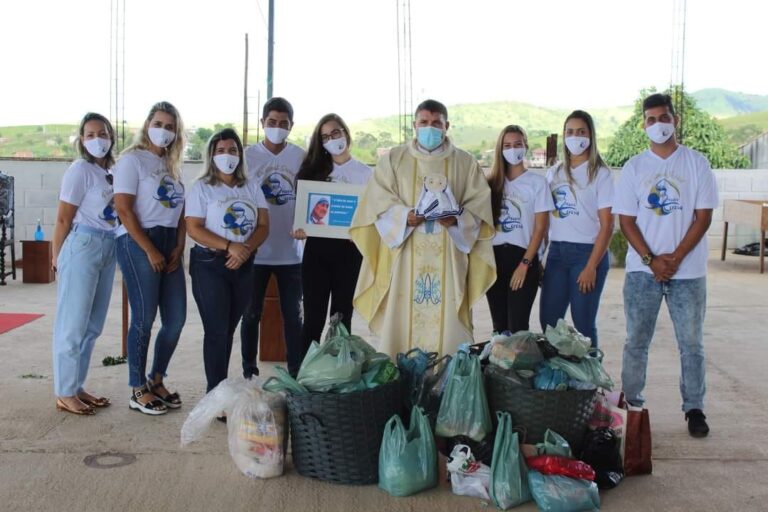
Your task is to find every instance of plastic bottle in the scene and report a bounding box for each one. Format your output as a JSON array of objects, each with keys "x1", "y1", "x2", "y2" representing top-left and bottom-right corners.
[{"x1": 34, "y1": 219, "x2": 44, "y2": 241}]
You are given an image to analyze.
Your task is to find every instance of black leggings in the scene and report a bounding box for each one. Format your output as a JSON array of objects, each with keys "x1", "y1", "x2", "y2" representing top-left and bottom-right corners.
[
  {"x1": 486, "y1": 243, "x2": 541, "y2": 334},
  {"x1": 301, "y1": 237, "x2": 363, "y2": 349}
]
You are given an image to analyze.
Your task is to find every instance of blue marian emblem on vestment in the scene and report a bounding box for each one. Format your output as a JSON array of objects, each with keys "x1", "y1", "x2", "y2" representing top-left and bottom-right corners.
[{"x1": 414, "y1": 273, "x2": 441, "y2": 305}]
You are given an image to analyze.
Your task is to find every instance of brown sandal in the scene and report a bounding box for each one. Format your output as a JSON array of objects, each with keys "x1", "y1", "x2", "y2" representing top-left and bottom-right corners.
[
  {"x1": 56, "y1": 398, "x2": 95, "y2": 416},
  {"x1": 78, "y1": 393, "x2": 111, "y2": 408}
]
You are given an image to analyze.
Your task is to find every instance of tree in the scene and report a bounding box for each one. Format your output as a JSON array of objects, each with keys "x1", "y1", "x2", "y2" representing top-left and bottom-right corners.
[{"x1": 605, "y1": 87, "x2": 750, "y2": 169}]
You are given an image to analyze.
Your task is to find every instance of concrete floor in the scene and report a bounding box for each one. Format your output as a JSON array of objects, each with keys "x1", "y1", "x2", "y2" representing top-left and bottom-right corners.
[{"x1": 1, "y1": 251, "x2": 767, "y2": 512}]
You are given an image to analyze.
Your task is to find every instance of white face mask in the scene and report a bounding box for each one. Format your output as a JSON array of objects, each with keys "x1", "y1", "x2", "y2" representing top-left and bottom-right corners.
[
  {"x1": 264, "y1": 127, "x2": 289, "y2": 145},
  {"x1": 565, "y1": 136, "x2": 590, "y2": 156},
  {"x1": 323, "y1": 137, "x2": 347, "y2": 156},
  {"x1": 148, "y1": 127, "x2": 176, "y2": 148},
  {"x1": 83, "y1": 137, "x2": 111, "y2": 159},
  {"x1": 645, "y1": 122, "x2": 675, "y2": 144},
  {"x1": 502, "y1": 147, "x2": 526, "y2": 166},
  {"x1": 213, "y1": 154, "x2": 239, "y2": 175}
]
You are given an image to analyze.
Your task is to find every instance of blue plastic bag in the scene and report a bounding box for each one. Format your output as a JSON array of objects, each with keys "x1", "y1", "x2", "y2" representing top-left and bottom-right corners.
[
  {"x1": 534, "y1": 363, "x2": 569, "y2": 391},
  {"x1": 378, "y1": 407, "x2": 437, "y2": 497},
  {"x1": 528, "y1": 470, "x2": 600, "y2": 512}
]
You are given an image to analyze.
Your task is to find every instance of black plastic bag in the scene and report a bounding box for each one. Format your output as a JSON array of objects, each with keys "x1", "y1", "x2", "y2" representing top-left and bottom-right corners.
[{"x1": 579, "y1": 427, "x2": 624, "y2": 490}]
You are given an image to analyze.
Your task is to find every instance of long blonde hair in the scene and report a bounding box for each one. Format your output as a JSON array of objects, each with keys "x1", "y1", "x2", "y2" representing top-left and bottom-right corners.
[
  {"x1": 124, "y1": 101, "x2": 186, "y2": 179},
  {"x1": 558, "y1": 110, "x2": 606, "y2": 185},
  {"x1": 488, "y1": 124, "x2": 528, "y2": 222},
  {"x1": 197, "y1": 128, "x2": 247, "y2": 187}
]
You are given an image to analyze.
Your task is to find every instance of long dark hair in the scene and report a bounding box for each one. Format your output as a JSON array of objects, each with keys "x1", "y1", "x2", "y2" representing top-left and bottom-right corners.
[
  {"x1": 488, "y1": 125, "x2": 528, "y2": 222},
  {"x1": 296, "y1": 113, "x2": 352, "y2": 182}
]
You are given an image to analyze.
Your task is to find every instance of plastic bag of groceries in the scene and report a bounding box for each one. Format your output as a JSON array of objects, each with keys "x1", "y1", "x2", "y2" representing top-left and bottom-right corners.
[
  {"x1": 544, "y1": 319, "x2": 592, "y2": 359},
  {"x1": 480, "y1": 331, "x2": 543, "y2": 371},
  {"x1": 435, "y1": 351, "x2": 492, "y2": 442},
  {"x1": 227, "y1": 385, "x2": 287, "y2": 479},
  {"x1": 181, "y1": 377, "x2": 287, "y2": 479},
  {"x1": 379, "y1": 406, "x2": 437, "y2": 497},
  {"x1": 446, "y1": 444, "x2": 491, "y2": 499},
  {"x1": 528, "y1": 470, "x2": 600, "y2": 512}
]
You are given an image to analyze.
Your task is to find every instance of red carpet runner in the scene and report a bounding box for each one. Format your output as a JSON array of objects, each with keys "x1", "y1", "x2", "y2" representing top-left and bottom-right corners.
[{"x1": 0, "y1": 313, "x2": 44, "y2": 335}]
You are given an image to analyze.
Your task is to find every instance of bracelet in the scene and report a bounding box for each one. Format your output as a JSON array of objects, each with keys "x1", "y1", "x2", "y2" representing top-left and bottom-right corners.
[{"x1": 225, "y1": 240, "x2": 232, "y2": 252}]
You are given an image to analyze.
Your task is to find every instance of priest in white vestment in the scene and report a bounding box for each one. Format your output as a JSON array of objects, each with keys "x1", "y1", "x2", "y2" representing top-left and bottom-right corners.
[{"x1": 350, "y1": 99, "x2": 496, "y2": 357}]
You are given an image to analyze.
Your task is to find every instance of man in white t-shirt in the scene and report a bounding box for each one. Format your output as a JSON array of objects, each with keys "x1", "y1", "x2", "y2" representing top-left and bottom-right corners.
[
  {"x1": 613, "y1": 93, "x2": 718, "y2": 438},
  {"x1": 240, "y1": 97, "x2": 306, "y2": 377}
]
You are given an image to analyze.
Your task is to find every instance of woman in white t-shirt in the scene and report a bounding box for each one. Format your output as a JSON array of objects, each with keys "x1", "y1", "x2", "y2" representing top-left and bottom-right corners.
[
  {"x1": 293, "y1": 113, "x2": 372, "y2": 350},
  {"x1": 539, "y1": 110, "x2": 614, "y2": 347},
  {"x1": 113, "y1": 101, "x2": 187, "y2": 416},
  {"x1": 186, "y1": 129, "x2": 269, "y2": 393},
  {"x1": 51, "y1": 112, "x2": 118, "y2": 415},
  {"x1": 486, "y1": 125, "x2": 552, "y2": 334}
]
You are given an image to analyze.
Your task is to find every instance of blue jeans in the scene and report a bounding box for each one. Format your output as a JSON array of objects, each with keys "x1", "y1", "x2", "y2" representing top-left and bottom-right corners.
[
  {"x1": 190, "y1": 246, "x2": 254, "y2": 392},
  {"x1": 539, "y1": 241, "x2": 609, "y2": 346},
  {"x1": 621, "y1": 271, "x2": 707, "y2": 412},
  {"x1": 53, "y1": 225, "x2": 116, "y2": 396},
  {"x1": 116, "y1": 227, "x2": 186, "y2": 388},
  {"x1": 240, "y1": 264, "x2": 303, "y2": 376}
]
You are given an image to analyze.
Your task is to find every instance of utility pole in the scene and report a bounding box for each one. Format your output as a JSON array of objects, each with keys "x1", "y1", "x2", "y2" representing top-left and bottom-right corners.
[{"x1": 267, "y1": 0, "x2": 274, "y2": 100}]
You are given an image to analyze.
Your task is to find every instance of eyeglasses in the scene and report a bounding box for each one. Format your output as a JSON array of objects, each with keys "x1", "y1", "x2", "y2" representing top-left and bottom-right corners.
[
  {"x1": 105, "y1": 173, "x2": 113, "y2": 185},
  {"x1": 320, "y1": 128, "x2": 345, "y2": 143}
]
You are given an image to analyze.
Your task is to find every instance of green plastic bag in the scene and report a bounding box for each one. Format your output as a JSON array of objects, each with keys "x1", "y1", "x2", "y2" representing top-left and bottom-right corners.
[
  {"x1": 378, "y1": 407, "x2": 437, "y2": 497},
  {"x1": 435, "y1": 351, "x2": 492, "y2": 441},
  {"x1": 362, "y1": 359, "x2": 399, "y2": 388},
  {"x1": 490, "y1": 411, "x2": 531, "y2": 509},
  {"x1": 296, "y1": 337, "x2": 367, "y2": 392},
  {"x1": 544, "y1": 319, "x2": 591, "y2": 359},
  {"x1": 535, "y1": 429, "x2": 573, "y2": 458},
  {"x1": 262, "y1": 367, "x2": 308, "y2": 394},
  {"x1": 544, "y1": 351, "x2": 614, "y2": 390}
]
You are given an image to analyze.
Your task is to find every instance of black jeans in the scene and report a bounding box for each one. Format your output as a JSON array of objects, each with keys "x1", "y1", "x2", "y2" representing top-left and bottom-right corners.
[
  {"x1": 301, "y1": 237, "x2": 363, "y2": 349},
  {"x1": 240, "y1": 263, "x2": 303, "y2": 376},
  {"x1": 485, "y1": 243, "x2": 541, "y2": 333},
  {"x1": 189, "y1": 246, "x2": 254, "y2": 392}
]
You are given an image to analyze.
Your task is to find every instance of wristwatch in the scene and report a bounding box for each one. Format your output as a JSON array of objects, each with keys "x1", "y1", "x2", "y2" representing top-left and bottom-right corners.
[
  {"x1": 641, "y1": 253, "x2": 654, "y2": 266},
  {"x1": 520, "y1": 257, "x2": 533, "y2": 267}
]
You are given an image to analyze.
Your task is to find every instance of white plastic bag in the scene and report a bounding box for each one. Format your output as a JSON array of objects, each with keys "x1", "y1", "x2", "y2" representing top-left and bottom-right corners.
[
  {"x1": 181, "y1": 377, "x2": 287, "y2": 479},
  {"x1": 180, "y1": 377, "x2": 253, "y2": 446},
  {"x1": 447, "y1": 444, "x2": 491, "y2": 500},
  {"x1": 228, "y1": 386, "x2": 287, "y2": 479}
]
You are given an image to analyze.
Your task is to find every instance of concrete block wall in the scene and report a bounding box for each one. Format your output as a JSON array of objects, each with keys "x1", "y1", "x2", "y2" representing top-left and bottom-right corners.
[{"x1": 1, "y1": 158, "x2": 766, "y2": 259}]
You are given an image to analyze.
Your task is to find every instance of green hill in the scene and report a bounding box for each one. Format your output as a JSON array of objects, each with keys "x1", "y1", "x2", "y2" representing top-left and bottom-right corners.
[
  {"x1": 717, "y1": 110, "x2": 768, "y2": 146},
  {"x1": 692, "y1": 88, "x2": 768, "y2": 118}
]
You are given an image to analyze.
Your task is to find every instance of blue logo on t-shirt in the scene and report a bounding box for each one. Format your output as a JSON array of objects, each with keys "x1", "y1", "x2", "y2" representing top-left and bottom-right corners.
[
  {"x1": 646, "y1": 178, "x2": 682, "y2": 216},
  {"x1": 261, "y1": 172, "x2": 295, "y2": 205},
  {"x1": 551, "y1": 184, "x2": 579, "y2": 218},
  {"x1": 222, "y1": 201, "x2": 256, "y2": 236},
  {"x1": 100, "y1": 198, "x2": 118, "y2": 227},
  {"x1": 498, "y1": 198, "x2": 523, "y2": 232},
  {"x1": 154, "y1": 175, "x2": 184, "y2": 208}
]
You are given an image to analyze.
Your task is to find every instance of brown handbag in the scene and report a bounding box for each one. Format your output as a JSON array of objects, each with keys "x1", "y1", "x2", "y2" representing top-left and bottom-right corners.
[{"x1": 623, "y1": 407, "x2": 652, "y2": 475}]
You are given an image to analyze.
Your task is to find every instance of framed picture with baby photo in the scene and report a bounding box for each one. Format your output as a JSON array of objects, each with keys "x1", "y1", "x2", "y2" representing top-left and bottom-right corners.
[{"x1": 293, "y1": 180, "x2": 366, "y2": 239}]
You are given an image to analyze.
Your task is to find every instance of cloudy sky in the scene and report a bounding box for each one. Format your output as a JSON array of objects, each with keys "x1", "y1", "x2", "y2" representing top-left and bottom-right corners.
[{"x1": 1, "y1": 0, "x2": 765, "y2": 127}]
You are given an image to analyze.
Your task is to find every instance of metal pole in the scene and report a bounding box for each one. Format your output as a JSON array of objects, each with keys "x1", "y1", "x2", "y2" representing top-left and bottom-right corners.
[
  {"x1": 267, "y1": 0, "x2": 274, "y2": 100},
  {"x1": 243, "y1": 33, "x2": 249, "y2": 145}
]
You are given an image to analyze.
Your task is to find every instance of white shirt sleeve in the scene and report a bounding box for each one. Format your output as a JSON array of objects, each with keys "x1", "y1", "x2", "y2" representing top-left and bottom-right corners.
[
  {"x1": 112, "y1": 154, "x2": 140, "y2": 195},
  {"x1": 184, "y1": 181, "x2": 206, "y2": 218},
  {"x1": 375, "y1": 204, "x2": 414, "y2": 248},
  {"x1": 446, "y1": 210, "x2": 481, "y2": 254},
  {"x1": 534, "y1": 178, "x2": 554, "y2": 213},
  {"x1": 596, "y1": 166, "x2": 615, "y2": 210},
  {"x1": 694, "y1": 159, "x2": 719, "y2": 210},
  {"x1": 611, "y1": 160, "x2": 638, "y2": 216},
  {"x1": 59, "y1": 162, "x2": 87, "y2": 206}
]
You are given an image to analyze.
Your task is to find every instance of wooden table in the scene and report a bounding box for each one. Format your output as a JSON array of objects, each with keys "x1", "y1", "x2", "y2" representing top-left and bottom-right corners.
[
  {"x1": 260, "y1": 275, "x2": 287, "y2": 362},
  {"x1": 721, "y1": 199, "x2": 768, "y2": 273},
  {"x1": 21, "y1": 241, "x2": 55, "y2": 283}
]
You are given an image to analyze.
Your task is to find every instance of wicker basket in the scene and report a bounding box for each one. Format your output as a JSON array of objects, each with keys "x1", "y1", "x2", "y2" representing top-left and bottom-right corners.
[
  {"x1": 485, "y1": 366, "x2": 597, "y2": 453},
  {"x1": 287, "y1": 379, "x2": 404, "y2": 485}
]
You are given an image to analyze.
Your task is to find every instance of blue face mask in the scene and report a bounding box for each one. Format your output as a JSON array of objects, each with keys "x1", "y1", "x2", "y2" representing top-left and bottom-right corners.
[{"x1": 416, "y1": 126, "x2": 444, "y2": 151}]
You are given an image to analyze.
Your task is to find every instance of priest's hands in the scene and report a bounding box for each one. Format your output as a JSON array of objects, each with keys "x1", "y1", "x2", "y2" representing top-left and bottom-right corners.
[
  {"x1": 437, "y1": 216, "x2": 458, "y2": 227},
  {"x1": 407, "y1": 210, "x2": 425, "y2": 227}
]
